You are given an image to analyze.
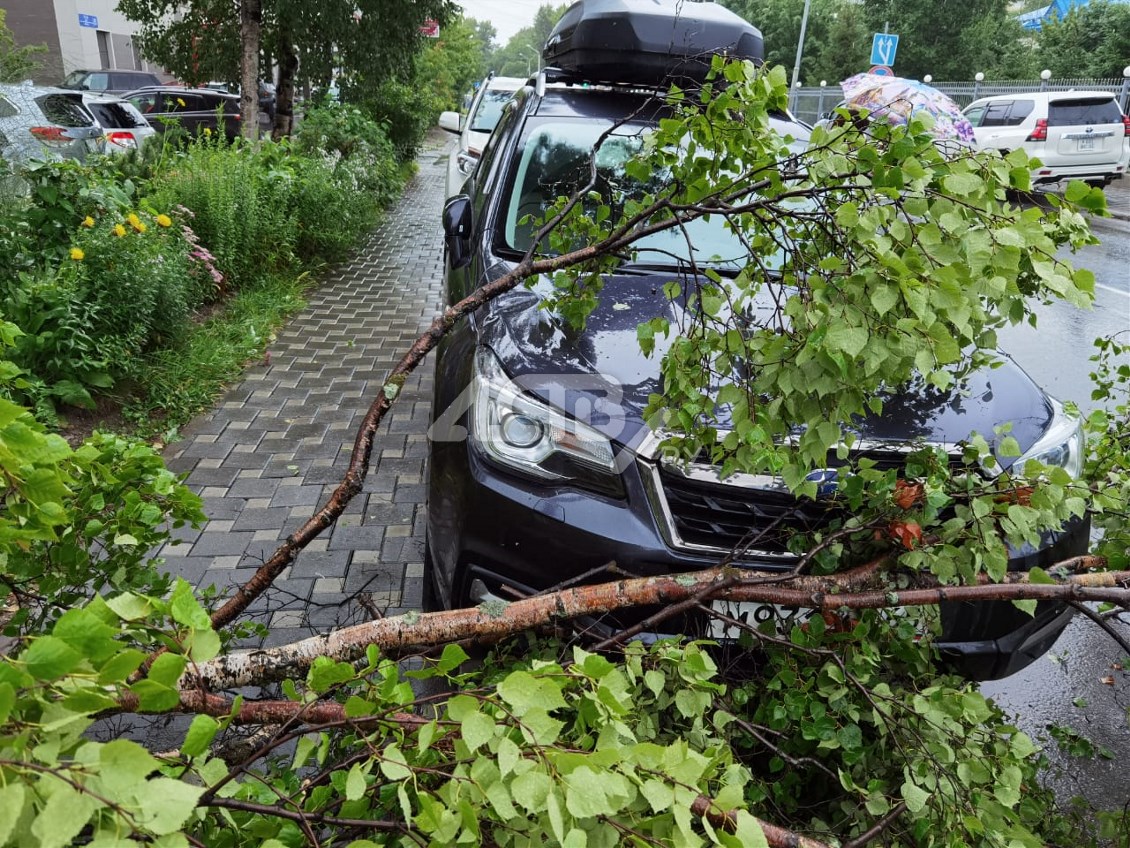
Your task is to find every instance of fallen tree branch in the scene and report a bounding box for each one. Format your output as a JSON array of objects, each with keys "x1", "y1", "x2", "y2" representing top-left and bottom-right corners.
[{"x1": 183, "y1": 562, "x2": 1128, "y2": 691}]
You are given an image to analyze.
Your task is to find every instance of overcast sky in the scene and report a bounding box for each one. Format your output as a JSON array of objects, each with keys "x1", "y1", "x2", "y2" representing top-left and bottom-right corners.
[{"x1": 458, "y1": 0, "x2": 545, "y2": 45}]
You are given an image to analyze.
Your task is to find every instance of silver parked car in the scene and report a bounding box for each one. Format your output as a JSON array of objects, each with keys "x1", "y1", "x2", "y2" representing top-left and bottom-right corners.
[
  {"x1": 82, "y1": 93, "x2": 155, "y2": 153},
  {"x1": 0, "y1": 82, "x2": 105, "y2": 166}
]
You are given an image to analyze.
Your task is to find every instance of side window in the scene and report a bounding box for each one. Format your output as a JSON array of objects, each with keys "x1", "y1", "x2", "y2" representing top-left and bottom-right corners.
[
  {"x1": 981, "y1": 101, "x2": 1013, "y2": 128},
  {"x1": 129, "y1": 93, "x2": 159, "y2": 114},
  {"x1": 36, "y1": 95, "x2": 94, "y2": 127},
  {"x1": 111, "y1": 73, "x2": 142, "y2": 90},
  {"x1": 85, "y1": 73, "x2": 110, "y2": 91},
  {"x1": 162, "y1": 93, "x2": 202, "y2": 112},
  {"x1": 963, "y1": 105, "x2": 985, "y2": 128},
  {"x1": 1007, "y1": 99, "x2": 1034, "y2": 125},
  {"x1": 0, "y1": 96, "x2": 17, "y2": 119}
]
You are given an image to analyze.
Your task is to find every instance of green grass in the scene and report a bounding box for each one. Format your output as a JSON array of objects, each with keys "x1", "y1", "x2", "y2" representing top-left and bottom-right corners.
[{"x1": 122, "y1": 271, "x2": 313, "y2": 437}]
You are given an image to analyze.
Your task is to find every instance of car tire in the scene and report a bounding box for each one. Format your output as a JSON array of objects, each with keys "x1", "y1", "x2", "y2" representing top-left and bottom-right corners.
[{"x1": 421, "y1": 535, "x2": 446, "y2": 612}]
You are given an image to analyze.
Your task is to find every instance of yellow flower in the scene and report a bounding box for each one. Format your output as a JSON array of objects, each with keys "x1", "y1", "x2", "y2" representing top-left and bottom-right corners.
[
  {"x1": 176, "y1": 97, "x2": 186, "y2": 107},
  {"x1": 203, "y1": 127, "x2": 212, "y2": 137},
  {"x1": 127, "y1": 212, "x2": 146, "y2": 233},
  {"x1": 112, "y1": 224, "x2": 126, "y2": 237},
  {"x1": 156, "y1": 213, "x2": 172, "y2": 228},
  {"x1": 69, "y1": 247, "x2": 84, "y2": 261},
  {"x1": 136, "y1": 222, "x2": 147, "y2": 233},
  {"x1": 81, "y1": 216, "x2": 94, "y2": 228}
]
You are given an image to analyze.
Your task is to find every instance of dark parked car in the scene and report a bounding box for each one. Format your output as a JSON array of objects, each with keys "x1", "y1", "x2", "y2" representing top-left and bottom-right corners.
[
  {"x1": 123, "y1": 87, "x2": 241, "y2": 140},
  {"x1": 59, "y1": 68, "x2": 164, "y2": 96},
  {"x1": 425, "y1": 0, "x2": 1089, "y2": 681}
]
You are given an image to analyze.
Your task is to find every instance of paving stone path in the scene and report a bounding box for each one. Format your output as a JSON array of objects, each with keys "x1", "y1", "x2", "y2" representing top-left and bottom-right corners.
[{"x1": 159, "y1": 131, "x2": 452, "y2": 648}]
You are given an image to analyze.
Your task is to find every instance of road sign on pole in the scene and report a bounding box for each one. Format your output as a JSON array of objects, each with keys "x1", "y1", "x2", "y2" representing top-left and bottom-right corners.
[{"x1": 870, "y1": 33, "x2": 899, "y2": 67}]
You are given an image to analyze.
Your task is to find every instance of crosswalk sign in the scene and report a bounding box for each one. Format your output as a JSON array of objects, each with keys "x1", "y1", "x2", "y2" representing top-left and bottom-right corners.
[{"x1": 870, "y1": 33, "x2": 899, "y2": 67}]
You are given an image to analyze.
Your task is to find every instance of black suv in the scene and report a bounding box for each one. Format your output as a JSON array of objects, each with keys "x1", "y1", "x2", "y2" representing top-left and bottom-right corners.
[
  {"x1": 426, "y1": 0, "x2": 1089, "y2": 680},
  {"x1": 122, "y1": 87, "x2": 242, "y2": 140}
]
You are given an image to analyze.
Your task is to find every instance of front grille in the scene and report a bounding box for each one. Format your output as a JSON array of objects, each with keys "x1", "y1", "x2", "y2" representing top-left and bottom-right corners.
[
  {"x1": 657, "y1": 468, "x2": 836, "y2": 556},
  {"x1": 647, "y1": 443, "x2": 961, "y2": 557}
]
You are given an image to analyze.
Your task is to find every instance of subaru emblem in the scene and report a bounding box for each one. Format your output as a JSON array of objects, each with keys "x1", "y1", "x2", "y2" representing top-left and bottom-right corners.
[{"x1": 804, "y1": 468, "x2": 839, "y2": 497}]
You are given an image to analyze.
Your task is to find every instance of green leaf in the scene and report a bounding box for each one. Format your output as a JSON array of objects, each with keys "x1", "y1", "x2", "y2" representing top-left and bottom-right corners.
[
  {"x1": 148, "y1": 653, "x2": 187, "y2": 688},
  {"x1": 345, "y1": 764, "x2": 366, "y2": 801},
  {"x1": 106, "y1": 593, "x2": 155, "y2": 621},
  {"x1": 169, "y1": 579, "x2": 211, "y2": 629},
  {"x1": 30, "y1": 784, "x2": 97, "y2": 848},
  {"x1": 461, "y1": 711, "x2": 496, "y2": 752},
  {"x1": 133, "y1": 778, "x2": 205, "y2": 835},
  {"x1": 181, "y1": 715, "x2": 220, "y2": 758},
  {"x1": 23, "y1": 635, "x2": 83, "y2": 680},
  {"x1": 497, "y1": 671, "x2": 567, "y2": 716},
  {"x1": 825, "y1": 324, "x2": 869, "y2": 358},
  {"x1": 512, "y1": 770, "x2": 553, "y2": 813},
  {"x1": 901, "y1": 780, "x2": 930, "y2": 813},
  {"x1": 1012, "y1": 598, "x2": 1038, "y2": 617},
  {"x1": 0, "y1": 784, "x2": 26, "y2": 846}
]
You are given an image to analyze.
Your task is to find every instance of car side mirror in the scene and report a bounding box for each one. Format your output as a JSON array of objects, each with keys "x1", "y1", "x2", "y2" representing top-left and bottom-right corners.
[
  {"x1": 438, "y1": 110, "x2": 462, "y2": 134},
  {"x1": 443, "y1": 195, "x2": 473, "y2": 269}
]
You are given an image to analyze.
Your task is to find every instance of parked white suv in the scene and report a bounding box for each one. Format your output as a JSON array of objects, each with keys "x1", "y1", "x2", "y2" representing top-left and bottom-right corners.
[
  {"x1": 963, "y1": 91, "x2": 1129, "y2": 186},
  {"x1": 438, "y1": 74, "x2": 525, "y2": 197}
]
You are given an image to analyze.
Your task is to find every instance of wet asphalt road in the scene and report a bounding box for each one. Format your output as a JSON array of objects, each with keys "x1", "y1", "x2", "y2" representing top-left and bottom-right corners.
[{"x1": 984, "y1": 204, "x2": 1130, "y2": 813}]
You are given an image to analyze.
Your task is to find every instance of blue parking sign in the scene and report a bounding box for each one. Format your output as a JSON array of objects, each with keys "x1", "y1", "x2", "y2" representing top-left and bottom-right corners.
[
  {"x1": 869, "y1": 33, "x2": 899, "y2": 67},
  {"x1": 78, "y1": 13, "x2": 99, "y2": 28}
]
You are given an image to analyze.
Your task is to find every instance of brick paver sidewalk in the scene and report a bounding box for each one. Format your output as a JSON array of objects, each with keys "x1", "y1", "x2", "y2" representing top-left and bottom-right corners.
[{"x1": 159, "y1": 131, "x2": 452, "y2": 648}]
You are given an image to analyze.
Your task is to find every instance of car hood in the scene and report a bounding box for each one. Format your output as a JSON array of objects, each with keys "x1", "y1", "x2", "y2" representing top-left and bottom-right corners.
[{"x1": 476, "y1": 271, "x2": 1053, "y2": 463}]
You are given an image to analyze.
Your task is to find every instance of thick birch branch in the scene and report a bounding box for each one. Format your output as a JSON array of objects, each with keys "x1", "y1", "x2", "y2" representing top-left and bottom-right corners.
[{"x1": 185, "y1": 561, "x2": 1127, "y2": 691}]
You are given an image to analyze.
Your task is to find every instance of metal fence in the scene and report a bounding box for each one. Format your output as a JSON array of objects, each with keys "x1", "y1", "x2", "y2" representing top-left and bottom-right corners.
[{"x1": 790, "y1": 76, "x2": 1130, "y2": 126}]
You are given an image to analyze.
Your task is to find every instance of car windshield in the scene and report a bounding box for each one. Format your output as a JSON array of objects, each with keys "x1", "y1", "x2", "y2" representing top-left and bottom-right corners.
[
  {"x1": 502, "y1": 118, "x2": 800, "y2": 271},
  {"x1": 470, "y1": 89, "x2": 518, "y2": 133}
]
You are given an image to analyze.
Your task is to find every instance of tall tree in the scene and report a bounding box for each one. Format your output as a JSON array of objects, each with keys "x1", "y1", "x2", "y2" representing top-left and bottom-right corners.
[
  {"x1": 720, "y1": 0, "x2": 869, "y2": 86},
  {"x1": 1038, "y1": 0, "x2": 1130, "y2": 79},
  {"x1": 116, "y1": 0, "x2": 458, "y2": 137},
  {"x1": 489, "y1": 3, "x2": 569, "y2": 77},
  {"x1": 859, "y1": 0, "x2": 1020, "y2": 80},
  {"x1": 418, "y1": 17, "x2": 491, "y2": 112},
  {"x1": 240, "y1": 0, "x2": 262, "y2": 139},
  {"x1": 0, "y1": 9, "x2": 47, "y2": 83}
]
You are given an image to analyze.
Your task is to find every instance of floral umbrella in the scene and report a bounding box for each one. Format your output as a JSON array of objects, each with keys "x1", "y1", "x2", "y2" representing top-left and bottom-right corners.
[{"x1": 839, "y1": 73, "x2": 976, "y2": 143}]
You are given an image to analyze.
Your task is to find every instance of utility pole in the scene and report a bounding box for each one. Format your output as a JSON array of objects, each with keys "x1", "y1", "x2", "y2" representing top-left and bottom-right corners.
[{"x1": 790, "y1": 0, "x2": 812, "y2": 107}]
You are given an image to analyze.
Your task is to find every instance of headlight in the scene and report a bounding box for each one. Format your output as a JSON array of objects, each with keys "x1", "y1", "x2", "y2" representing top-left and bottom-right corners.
[
  {"x1": 1014, "y1": 398, "x2": 1084, "y2": 478},
  {"x1": 471, "y1": 347, "x2": 623, "y2": 495}
]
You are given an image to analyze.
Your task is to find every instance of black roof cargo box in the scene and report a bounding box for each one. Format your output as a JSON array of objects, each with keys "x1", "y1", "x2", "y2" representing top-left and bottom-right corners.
[{"x1": 543, "y1": 0, "x2": 763, "y2": 86}]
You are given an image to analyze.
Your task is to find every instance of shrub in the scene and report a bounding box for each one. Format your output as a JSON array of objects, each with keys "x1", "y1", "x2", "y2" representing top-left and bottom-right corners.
[
  {"x1": 64, "y1": 208, "x2": 203, "y2": 367},
  {"x1": 359, "y1": 77, "x2": 443, "y2": 161},
  {"x1": 0, "y1": 269, "x2": 111, "y2": 419},
  {"x1": 147, "y1": 136, "x2": 297, "y2": 289}
]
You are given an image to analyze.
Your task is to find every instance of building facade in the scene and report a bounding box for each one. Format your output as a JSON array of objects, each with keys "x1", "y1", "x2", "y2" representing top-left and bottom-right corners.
[{"x1": 4, "y1": 0, "x2": 165, "y2": 85}]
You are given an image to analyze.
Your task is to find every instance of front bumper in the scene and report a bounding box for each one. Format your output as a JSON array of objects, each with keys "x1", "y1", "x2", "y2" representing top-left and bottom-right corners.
[{"x1": 428, "y1": 440, "x2": 1090, "y2": 681}]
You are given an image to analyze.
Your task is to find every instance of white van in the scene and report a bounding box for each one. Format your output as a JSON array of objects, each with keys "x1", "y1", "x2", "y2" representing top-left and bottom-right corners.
[{"x1": 963, "y1": 91, "x2": 1129, "y2": 186}]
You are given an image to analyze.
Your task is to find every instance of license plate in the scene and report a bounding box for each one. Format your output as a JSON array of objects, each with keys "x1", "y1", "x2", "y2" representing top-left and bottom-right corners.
[
  {"x1": 1078, "y1": 137, "x2": 1095, "y2": 151},
  {"x1": 708, "y1": 600, "x2": 813, "y2": 639}
]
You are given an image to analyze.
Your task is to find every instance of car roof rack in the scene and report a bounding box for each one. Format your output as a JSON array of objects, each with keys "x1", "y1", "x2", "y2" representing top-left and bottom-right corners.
[{"x1": 543, "y1": 0, "x2": 763, "y2": 88}]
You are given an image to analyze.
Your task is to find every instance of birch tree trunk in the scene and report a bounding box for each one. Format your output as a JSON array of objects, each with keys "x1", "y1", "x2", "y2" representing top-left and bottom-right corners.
[{"x1": 240, "y1": 0, "x2": 261, "y2": 139}]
